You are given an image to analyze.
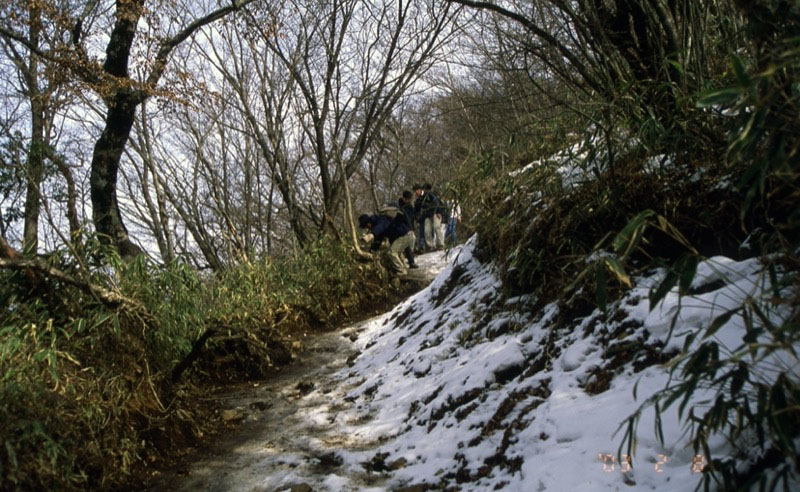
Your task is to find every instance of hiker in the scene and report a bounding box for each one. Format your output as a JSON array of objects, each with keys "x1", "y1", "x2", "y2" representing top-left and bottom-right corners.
[
  {"x1": 412, "y1": 183, "x2": 427, "y2": 253},
  {"x1": 358, "y1": 211, "x2": 416, "y2": 276},
  {"x1": 414, "y1": 183, "x2": 444, "y2": 250},
  {"x1": 445, "y1": 200, "x2": 461, "y2": 245},
  {"x1": 398, "y1": 191, "x2": 419, "y2": 269}
]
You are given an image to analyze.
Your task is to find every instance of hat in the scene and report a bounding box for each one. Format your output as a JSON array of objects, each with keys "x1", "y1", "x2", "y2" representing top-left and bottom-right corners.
[{"x1": 358, "y1": 214, "x2": 372, "y2": 228}]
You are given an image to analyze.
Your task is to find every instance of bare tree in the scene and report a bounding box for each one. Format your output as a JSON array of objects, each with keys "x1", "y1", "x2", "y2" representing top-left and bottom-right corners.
[
  {"x1": 445, "y1": 0, "x2": 742, "y2": 149},
  {"x1": 193, "y1": 11, "x2": 314, "y2": 247},
  {"x1": 166, "y1": 0, "x2": 460, "y2": 251},
  {"x1": 126, "y1": 104, "x2": 176, "y2": 263},
  {"x1": 0, "y1": 2, "x2": 74, "y2": 255},
  {"x1": 253, "y1": 0, "x2": 458, "y2": 239},
  {"x1": 0, "y1": 0, "x2": 263, "y2": 259},
  {"x1": 86, "y1": 0, "x2": 266, "y2": 259}
]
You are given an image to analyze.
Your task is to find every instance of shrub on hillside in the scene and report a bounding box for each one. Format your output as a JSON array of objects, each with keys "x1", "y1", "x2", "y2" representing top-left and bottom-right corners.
[{"x1": 0, "y1": 234, "x2": 387, "y2": 489}]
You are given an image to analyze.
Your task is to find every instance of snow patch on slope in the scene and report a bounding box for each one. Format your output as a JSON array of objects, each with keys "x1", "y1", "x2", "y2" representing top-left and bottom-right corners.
[{"x1": 329, "y1": 238, "x2": 797, "y2": 491}]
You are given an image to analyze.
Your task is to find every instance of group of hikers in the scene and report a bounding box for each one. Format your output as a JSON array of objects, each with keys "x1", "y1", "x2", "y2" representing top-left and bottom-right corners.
[{"x1": 358, "y1": 183, "x2": 461, "y2": 277}]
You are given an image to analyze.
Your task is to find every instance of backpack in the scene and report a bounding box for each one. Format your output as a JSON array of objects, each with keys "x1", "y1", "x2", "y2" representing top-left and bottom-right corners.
[
  {"x1": 378, "y1": 204, "x2": 410, "y2": 235},
  {"x1": 378, "y1": 204, "x2": 403, "y2": 220}
]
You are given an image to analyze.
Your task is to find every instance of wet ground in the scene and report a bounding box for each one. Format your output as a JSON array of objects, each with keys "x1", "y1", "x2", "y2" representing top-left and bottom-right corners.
[{"x1": 145, "y1": 254, "x2": 445, "y2": 492}]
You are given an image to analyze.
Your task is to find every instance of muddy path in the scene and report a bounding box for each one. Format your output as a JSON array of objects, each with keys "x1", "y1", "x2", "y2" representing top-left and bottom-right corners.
[{"x1": 146, "y1": 258, "x2": 444, "y2": 492}]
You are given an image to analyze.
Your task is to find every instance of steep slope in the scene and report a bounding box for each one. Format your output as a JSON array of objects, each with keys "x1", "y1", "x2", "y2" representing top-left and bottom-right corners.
[
  {"x1": 146, "y1": 241, "x2": 796, "y2": 491},
  {"x1": 334, "y1": 239, "x2": 797, "y2": 491}
]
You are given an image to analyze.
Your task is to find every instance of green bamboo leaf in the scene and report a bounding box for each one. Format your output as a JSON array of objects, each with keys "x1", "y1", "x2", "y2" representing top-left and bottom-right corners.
[
  {"x1": 676, "y1": 255, "x2": 699, "y2": 294},
  {"x1": 5, "y1": 440, "x2": 18, "y2": 468},
  {"x1": 682, "y1": 331, "x2": 697, "y2": 353},
  {"x1": 662, "y1": 386, "x2": 684, "y2": 411},
  {"x1": 654, "y1": 400, "x2": 664, "y2": 444},
  {"x1": 748, "y1": 300, "x2": 776, "y2": 334},
  {"x1": 743, "y1": 321, "x2": 763, "y2": 345},
  {"x1": 768, "y1": 263, "x2": 780, "y2": 298},
  {"x1": 685, "y1": 344, "x2": 711, "y2": 376},
  {"x1": 667, "y1": 58, "x2": 685, "y2": 77},
  {"x1": 604, "y1": 257, "x2": 632, "y2": 288},
  {"x1": 731, "y1": 56, "x2": 751, "y2": 87},
  {"x1": 612, "y1": 210, "x2": 655, "y2": 258},
  {"x1": 730, "y1": 364, "x2": 747, "y2": 396},
  {"x1": 703, "y1": 307, "x2": 741, "y2": 340},
  {"x1": 733, "y1": 109, "x2": 760, "y2": 148},
  {"x1": 595, "y1": 264, "x2": 607, "y2": 312},
  {"x1": 678, "y1": 380, "x2": 698, "y2": 418},
  {"x1": 696, "y1": 87, "x2": 742, "y2": 108},
  {"x1": 649, "y1": 269, "x2": 678, "y2": 310}
]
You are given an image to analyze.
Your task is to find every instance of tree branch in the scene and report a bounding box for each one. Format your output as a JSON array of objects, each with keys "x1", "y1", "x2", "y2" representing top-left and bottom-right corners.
[
  {"x1": 0, "y1": 20, "x2": 104, "y2": 86},
  {"x1": 0, "y1": 256, "x2": 146, "y2": 312},
  {"x1": 71, "y1": 0, "x2": 101, "y2": 44},
  {"x1": 0, "y1": 25, "x2": 46, "y2": 58},
  {"x1": 146, "y1": 0, "x2": 259, "y2": 88},
  {"x1": 445, "y1": 0, "x2": 604, "y2": 94}
]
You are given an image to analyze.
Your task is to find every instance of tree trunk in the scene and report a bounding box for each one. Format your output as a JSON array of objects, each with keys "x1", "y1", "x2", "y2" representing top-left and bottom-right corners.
[
  {"x1": 47, "y1": 148, "x2": 81, "y2": 242},
  {"x1": 23, "y1": 96, "x2": 45, "y2": 255},
  {"x1": 88, "y1": 0, "x2": 254, "y2": 260},
  {"x1": 90, "y1": 91, "x2": 144, "y2": 259},
  {"x1": 22, "y1": 3, "x2": 43, "y2": 256},
  {"x1": 88, "y1": 0, "x2": 145, "y2": 259}
]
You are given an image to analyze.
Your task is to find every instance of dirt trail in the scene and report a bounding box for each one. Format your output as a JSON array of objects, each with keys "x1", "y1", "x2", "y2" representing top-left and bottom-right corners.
[{"x1": 146, "y1": 259, "x2": 442, "y2": 492}]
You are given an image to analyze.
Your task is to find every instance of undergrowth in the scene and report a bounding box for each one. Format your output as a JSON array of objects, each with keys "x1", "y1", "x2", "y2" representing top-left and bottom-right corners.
[
  {"x1": 468, "y1": 4, "x2": 799, "y2": 488},
  {"x1": 0, "y1": 235, "x2": 387, "y2": 490},
  {"x1": 472, "y1": 130, "x2": 799, "y2": 489}
]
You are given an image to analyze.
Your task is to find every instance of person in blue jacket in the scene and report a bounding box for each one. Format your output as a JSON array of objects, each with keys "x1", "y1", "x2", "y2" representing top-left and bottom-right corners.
[{"x1": 359, "y1": 211, "x2": 415, "y2": 276}]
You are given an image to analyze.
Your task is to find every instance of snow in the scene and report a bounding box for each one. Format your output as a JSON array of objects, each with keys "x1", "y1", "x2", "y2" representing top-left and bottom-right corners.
[
  {"x1": 181, "y1": 238, "x2": 797, "y2": 491},
  {"x1": 311, "y1": 239, "x2": 796, "y2": 490}
]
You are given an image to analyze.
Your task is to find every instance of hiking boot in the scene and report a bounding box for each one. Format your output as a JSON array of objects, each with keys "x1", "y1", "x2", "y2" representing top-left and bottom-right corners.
[{"x1": 409, "y1": 263, "x2": 419, "y2": 269}]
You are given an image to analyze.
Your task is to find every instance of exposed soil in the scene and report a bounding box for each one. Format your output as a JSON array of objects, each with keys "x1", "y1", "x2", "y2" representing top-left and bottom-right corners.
[{"x1": 141, "y1": 260, "x2": 442, "y2": 492}]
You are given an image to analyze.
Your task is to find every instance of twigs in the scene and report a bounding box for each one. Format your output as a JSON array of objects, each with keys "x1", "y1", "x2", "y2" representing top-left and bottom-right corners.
[{"x1": 0, "y1": 256, "x2": 145, "y2": 313}]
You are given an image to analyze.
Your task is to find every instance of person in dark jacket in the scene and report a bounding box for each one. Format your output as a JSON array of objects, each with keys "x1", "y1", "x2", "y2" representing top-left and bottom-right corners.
[
  {"x1": 358, "y1": 212, "x2": 415, "y2": 276},
  {"x1": 398, "y1": 190, "x2": 419, "y2": 269},
  {"x1": 414, "y1": 183, "x2": 444, "y2": 250}
]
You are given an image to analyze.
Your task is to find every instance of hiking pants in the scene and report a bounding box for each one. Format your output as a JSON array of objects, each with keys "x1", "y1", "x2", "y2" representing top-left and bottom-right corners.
[
  {"x1": 404, "y1": 232, "x2": 417, "y2": 266},
  {"x1": 445, "y1": 217, "x2": 458, "y2": 244},
  {"x1": 388, "y1": 232, "x2": 415, "y2": 275},
  {"x1": 425, "y1": 214, "x2": 444, "y2": 248}
]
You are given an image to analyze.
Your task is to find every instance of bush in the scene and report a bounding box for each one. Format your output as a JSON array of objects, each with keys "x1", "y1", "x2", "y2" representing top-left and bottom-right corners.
[
  {"x1": 617, "y1": 251, "x2": 799, "y2": 490},
  {"x1": 0, "y1": 234, "x2": 388, "y2": 489},
  {"x1": 195, "y1": 236, "x2": 388, "y2": 380},
  {"x1": 467, "y1": 9, "x2": 800, "y2": 480}
]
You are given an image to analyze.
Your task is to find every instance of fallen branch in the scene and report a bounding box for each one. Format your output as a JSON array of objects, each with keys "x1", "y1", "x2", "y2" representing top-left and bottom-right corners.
[
  {"x1": 171, "y1": 328, "x2": 216, "y2": 383},
  {"x1": 170, "y1": 328, "x2": 282, "y2": 383},
  {"x1": 0, "y1": 256, "x2": 144, "y2": 312}
]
